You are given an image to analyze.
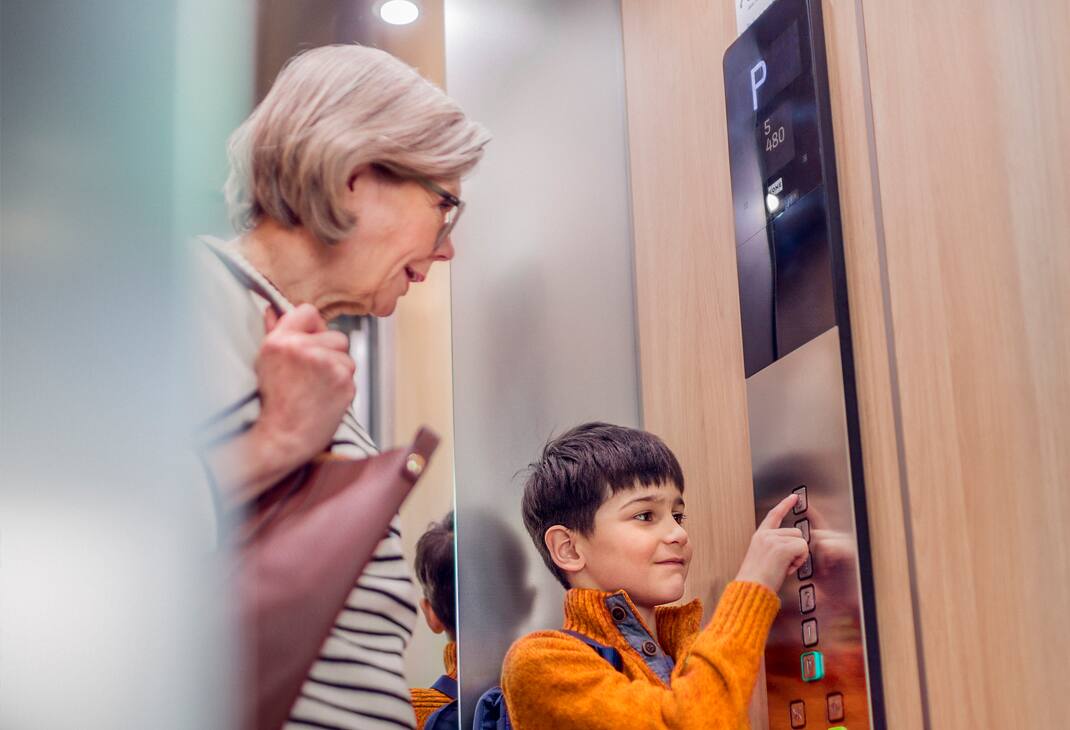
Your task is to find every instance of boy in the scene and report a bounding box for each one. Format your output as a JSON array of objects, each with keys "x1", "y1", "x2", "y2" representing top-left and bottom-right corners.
[
  {"x1": 502, "y1": 423, "x2": 809, "y2": 729},
  {"x1": 410, "y1": 512, "x2": 458, "y2": 729}
]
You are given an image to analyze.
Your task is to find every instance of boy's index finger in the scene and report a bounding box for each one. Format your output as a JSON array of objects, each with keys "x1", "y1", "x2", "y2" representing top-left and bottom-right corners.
[{"x1": 759, "y1": 494, "x2": 798, "y2": 531}]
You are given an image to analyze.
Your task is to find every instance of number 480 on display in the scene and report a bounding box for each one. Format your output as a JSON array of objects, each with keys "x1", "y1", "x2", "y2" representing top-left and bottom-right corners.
[{"x1": 764, "y1": 118, "x2": 786, "y2": 151}]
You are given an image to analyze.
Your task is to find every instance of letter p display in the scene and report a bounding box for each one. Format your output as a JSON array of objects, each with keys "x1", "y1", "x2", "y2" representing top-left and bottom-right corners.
[{"x1": 751, "y1": 60, "x2": 767, "y2": 111}]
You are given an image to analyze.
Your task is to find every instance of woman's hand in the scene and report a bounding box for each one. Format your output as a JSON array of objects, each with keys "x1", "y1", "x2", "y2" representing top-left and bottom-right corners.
[
  {"x1": 733, "y1": 494, "x2": 810, "y2": 594},
  {"x1": 206, "y1": 304, "x2": 356, "y2": 507},
  {"x1": 253, "y1": 304, "x2": 356, "y2": 465}
]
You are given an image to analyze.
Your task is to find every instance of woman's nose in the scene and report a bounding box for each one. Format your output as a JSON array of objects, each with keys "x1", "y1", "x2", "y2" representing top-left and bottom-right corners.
[{"x1": 434, "y1": 237, "x2": 456, "y2": 262}]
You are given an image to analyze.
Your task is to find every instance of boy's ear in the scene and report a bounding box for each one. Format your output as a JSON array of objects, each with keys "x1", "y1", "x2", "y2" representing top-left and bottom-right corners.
[
  {"x1": 420, "y1": 597, "x2": 445, "y2": 635},
  {"x1": 544, "y1": 525, "x2": 586, "y2": 576}
]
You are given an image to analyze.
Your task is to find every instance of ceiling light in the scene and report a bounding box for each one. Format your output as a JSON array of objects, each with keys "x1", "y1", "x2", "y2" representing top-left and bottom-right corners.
[{"x1": 378, "y1": 0, "x2": 420, "y2": 25}]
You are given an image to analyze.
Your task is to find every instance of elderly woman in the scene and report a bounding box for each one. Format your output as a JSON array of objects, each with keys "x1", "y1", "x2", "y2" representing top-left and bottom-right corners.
[{"x1": 191, "y1": 45, "x2": 488, "y2": 730}]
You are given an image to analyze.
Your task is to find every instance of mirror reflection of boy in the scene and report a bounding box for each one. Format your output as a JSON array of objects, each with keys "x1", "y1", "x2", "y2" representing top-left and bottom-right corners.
[
  {"x1": 501, "y1": 423, "x2": 809, "y2": 728},
  {"x1": 410, "y1": 512, "x2": 458, "y2": 729}
]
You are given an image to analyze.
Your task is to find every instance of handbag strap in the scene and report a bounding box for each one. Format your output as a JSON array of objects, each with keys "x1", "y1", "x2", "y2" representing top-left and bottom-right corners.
[{"x1": 200, "y1": 236, "x2": 289, "y2": 316}]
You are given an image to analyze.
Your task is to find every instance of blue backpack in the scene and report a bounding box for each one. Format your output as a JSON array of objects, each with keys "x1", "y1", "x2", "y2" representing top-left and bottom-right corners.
[
  {"x1": 424, "y1": 674, "x2": 459, "y2": 730},
  {"x1": 472, "y1": 631, "x2": 623, "y2": 730}
]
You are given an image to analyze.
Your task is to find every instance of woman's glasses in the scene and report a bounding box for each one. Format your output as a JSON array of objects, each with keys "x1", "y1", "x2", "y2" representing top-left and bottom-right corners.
[{"x1": 417, "y1": 178, "x2": 465, "y2": 252}]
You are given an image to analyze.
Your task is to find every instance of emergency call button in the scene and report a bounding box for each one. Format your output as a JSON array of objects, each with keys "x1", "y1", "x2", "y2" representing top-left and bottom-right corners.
[{"x1": 801, "y1": 651, "x2": 825, "y2": 682}]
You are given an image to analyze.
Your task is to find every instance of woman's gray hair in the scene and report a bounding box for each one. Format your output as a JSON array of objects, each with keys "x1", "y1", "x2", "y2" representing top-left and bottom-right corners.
[{"x1": 225, "y1": 44, "x2": 490, "y2": 244}]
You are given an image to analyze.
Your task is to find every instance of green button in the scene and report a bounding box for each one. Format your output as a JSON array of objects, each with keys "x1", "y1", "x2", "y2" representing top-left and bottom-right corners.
[
  {"x1": 801, "y1": 650, "x2": 825, "y2": 681},
  {"x1": 828, "y1": 727, "x2": 847, "y2": 730}
]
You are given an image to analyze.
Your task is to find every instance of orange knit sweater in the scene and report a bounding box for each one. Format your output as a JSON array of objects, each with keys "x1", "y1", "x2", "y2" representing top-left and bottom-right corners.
[
  {"x1": 410, "y1": 641, "x2": 457, "y2": 730},
  {"x1": 501, "y1": 581, "x2": 780, "y2": 729}
]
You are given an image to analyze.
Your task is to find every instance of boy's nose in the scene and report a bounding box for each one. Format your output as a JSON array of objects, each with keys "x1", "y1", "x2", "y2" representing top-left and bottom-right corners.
[{"x1": 665, "y1": 521, "x2": 689, "y2": 544}]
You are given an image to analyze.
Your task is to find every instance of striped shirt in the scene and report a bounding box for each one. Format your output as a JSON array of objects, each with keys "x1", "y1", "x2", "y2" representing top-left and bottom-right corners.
[{"x1": 192, "y1": 236, "x2": 419, "y2": 730}]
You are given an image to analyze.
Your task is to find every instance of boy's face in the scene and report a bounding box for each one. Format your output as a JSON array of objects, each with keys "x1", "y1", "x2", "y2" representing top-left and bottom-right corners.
[{"x1": 574, "y1": 482, "x2": 692, "y2": 608}]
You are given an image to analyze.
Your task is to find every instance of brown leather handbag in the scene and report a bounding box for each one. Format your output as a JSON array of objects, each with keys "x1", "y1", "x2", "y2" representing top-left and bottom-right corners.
[{"x1": 233, "y1": 429, "x2": 439, "y2": 730}]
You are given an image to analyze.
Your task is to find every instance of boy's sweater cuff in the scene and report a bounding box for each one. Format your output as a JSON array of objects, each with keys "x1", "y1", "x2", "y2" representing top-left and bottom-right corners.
[{"x1": 708, "y1": 581, "x2": 781, "y2": 651}]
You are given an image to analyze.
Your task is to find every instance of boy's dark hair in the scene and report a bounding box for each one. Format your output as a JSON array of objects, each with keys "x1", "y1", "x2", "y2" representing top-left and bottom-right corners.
[
  {"x1": 521, "y1": 422, "x2": 685, "y2": 589},
  {"x1": 414, "y1": 511, "x2": 456, "y2": 638}
]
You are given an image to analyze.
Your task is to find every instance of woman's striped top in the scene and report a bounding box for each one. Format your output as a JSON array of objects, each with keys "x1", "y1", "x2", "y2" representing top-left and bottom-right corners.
[{"x1": 192, "y1": 237, "x2": 418, "y2": 730}]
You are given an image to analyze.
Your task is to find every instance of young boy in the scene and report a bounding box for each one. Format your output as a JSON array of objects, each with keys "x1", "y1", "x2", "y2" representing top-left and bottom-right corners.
[
  {"x1": 502, "y1": 423, "x2": 809, "y2": 729},
  {"x1": 409, "y1": 512, "x2": 458, "y2": 729}
]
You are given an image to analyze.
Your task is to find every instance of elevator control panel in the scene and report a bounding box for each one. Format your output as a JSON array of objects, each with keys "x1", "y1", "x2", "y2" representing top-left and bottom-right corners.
[{"x1": 723, "y1": 0, "x2": 885, "y2": 727}]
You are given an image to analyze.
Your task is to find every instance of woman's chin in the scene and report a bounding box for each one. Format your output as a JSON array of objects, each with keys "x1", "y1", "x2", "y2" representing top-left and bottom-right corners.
[
  {"x1": 370, "y1": 298, "x2": 399, "y2": 317},
  {"x1": 322, "y1": 303, "x2": 372, "y2": 320}
]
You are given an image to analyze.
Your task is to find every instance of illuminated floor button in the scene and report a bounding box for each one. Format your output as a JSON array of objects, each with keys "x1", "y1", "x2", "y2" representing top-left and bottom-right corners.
[
  {"x1": 793, "y1": 485, "x2": 808, "y2": 513},
  {"x1": 801, "y1": 651, "x2": 825, "y2": 682},
  {"x1": 802, "y1": 617, "x2": 819, "y2": 647},
  {"x1": 789, "y1": 700, "x2": 806, "y2": 728},
  {"x1": 798, "y1": 551, "x2": 814, "y2": 580},
  {"x1": 799, "y1": 584, "x2": 816, "y2": 614},
  {"x1": 795, "y1": 518, "x2": 811, "y2": 543},
  {"x1": 827, "y1": 692, "x2": 845, "y2": 722},
  {"x1": 828, "y1": 727, "x2": 847, "y2": 730}
]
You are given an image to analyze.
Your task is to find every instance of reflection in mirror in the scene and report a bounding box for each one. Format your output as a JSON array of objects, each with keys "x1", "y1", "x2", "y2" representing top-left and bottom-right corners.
[
  {"x1": 411, "y1": 511, "x2": 459, "y2": 727},
  {"x1": 445, "y1": 0, "x2": 642, "y2": 723}
]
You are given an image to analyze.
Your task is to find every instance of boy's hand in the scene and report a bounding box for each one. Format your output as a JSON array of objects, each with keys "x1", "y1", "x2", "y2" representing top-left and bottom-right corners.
[{"x1": 734, "y1": 494, "x2": 810, "y2": 594}]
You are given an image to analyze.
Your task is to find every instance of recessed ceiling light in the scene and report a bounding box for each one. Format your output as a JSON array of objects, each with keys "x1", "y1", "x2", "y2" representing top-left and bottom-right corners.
[{"x1": 378, "y1": 0, "x2": 420, "y2": 25}]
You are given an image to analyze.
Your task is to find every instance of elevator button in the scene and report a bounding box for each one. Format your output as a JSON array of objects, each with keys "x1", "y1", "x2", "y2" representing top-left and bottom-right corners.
[
  {"x1": 799, "y1": 584, "x2": 816, "y2": 614},
  {"x1": 802, "y1": 618, "x2": 818, "y2": 647},
  {"x1": 827, "y1": 692, "x2": 845, "y2": 722},
  {"x1": 801, "y1": 651, "x2": 824, "y2": 682},
  {"x1": 795, "y1": 518, "x2": 811, "y2": 543},
  {"x1": 789, "y1": 700, "x2": 806, "y2": 728},
  {"x1": 798, "y1": 551, "x2": 813, "y2": 580},
  {"x1": 792, "y1": 485, "x2": 808, "y2": 513}
]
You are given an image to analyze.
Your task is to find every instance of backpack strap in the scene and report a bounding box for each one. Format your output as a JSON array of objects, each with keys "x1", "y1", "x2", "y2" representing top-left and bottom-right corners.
[
  {"x1": 430, "y1": 674, "x2": 458, "y2": 700},
  {"x1": 424, "y1": 695, "x2": 458, "y2": 730},
  {"x1": 562, "y1": 629, "x2": 624, "y2": 672},
  {"x1": 472, "y1": 686, "x2": 509, "y2": 730},
  {"x1": 471, "y1": 634, "x2": 623, "y2": 730}
]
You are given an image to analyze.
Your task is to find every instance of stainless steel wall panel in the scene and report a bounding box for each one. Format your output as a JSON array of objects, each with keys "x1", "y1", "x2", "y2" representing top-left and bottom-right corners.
[{"x1": 445, "y1": 0, "x2": 639, "y2": 722}]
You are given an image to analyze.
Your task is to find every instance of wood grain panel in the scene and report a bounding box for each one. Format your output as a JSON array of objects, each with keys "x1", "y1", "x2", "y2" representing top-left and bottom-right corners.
[
  {"x1": 820, "y1": 0, "x2": 925, "y2": 726},
  {"x1": 859, "y1": 0, "x2": 1070, "y2": 725},
  {"x1": 620, "y1": 2, "x2": 770, "y2": 719},
  {"x1": 620, "y1": 2, "x2": 772, "y2": 725},
  {"x1": 620, "y1": 0, "x2": 755, "y2": 614}
]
